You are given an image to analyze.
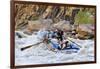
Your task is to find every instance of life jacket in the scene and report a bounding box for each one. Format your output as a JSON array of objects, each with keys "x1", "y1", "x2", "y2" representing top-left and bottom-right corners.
[{"x1": 50, "y1": 38, "x2": 61, "y2": 49}]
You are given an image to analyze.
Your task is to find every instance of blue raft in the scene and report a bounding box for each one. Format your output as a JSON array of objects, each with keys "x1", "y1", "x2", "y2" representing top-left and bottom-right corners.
[
  {"x1": 50, "y1": 41, "x2": 80, "y2": 51},
  {"x1": 63, "y1": 43, "x2": 80, "y2": 50}
]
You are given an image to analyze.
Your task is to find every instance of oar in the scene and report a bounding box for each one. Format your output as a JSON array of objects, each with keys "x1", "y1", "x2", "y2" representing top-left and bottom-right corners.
[
  {"x1": 20, "y1": 41, "x2": 43, "y2": 51},
  {"x1": 67, "y1": 37, "x2": 82, "y2": 48}
]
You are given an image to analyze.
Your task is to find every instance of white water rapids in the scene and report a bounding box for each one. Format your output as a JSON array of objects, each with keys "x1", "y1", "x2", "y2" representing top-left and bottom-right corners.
[{"x1": 15, "y1": 31, "x2": 94, "y2": 65}]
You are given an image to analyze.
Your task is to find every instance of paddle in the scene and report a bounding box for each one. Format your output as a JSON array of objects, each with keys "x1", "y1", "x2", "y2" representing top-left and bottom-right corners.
[
  {"x1": 20, "y1": 37, "x2": 49, "y2": 51},
  {"x1": 67, "y1": 37, "x2": 82, "y2": 48},
  {"x1": 20, "y1": 41, "x2": 43, "y2": 51}
]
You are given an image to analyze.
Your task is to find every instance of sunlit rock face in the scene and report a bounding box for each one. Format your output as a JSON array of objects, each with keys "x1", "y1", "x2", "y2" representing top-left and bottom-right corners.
[{"x1": 15, "y1": 4, "x2": 83, "y2": 30}]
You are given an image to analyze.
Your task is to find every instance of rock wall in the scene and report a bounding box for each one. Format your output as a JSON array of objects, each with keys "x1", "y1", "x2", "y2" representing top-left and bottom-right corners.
[
  {"x1": 14, "y1": 3, "x2": 95, "y2": 39},
  {"x1": 15, "y1": 4, "x2": 82, "y2": 30}
]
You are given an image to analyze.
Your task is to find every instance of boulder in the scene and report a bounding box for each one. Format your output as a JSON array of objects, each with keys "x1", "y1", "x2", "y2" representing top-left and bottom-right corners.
[
  {"x1": 27, "y1": 19, "x2": 53, "y2": 31},
  {"x1": 53, "y1": 20, "x2": 71, "y2": 31},
  {"x1": 76, "y1": 24, "x2": 95, "y2": 39},
  {"x1": 78, "y1": 24, "x2": 94, "y2": 34}
]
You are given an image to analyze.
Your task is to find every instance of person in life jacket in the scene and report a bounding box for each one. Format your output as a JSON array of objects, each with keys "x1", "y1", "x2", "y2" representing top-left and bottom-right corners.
[
  {"x1": 40, "y1": 28, "x2": 79, "y2": 51},
  {"x1": 47, "y1": 28, "x2": 65, "y2": 50},
  {"x1": 48, "y1": 35, "x2": 61, "y2": 51}
]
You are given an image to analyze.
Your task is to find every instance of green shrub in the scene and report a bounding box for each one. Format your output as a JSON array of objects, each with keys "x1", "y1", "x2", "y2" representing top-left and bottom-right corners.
[{"x1": 75, "y1": 11, "x2": 94, "y2": 24}]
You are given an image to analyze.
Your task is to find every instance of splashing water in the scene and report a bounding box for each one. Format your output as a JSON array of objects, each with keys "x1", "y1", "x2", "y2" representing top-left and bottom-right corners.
[{"x1": 15, "y1": 31, "x2": 94, "y2": 65}]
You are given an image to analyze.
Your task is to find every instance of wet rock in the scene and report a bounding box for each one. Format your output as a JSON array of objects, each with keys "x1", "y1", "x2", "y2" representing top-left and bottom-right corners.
[{"x1": 76, "y1": 24, "x2": 94, "y2": 39}]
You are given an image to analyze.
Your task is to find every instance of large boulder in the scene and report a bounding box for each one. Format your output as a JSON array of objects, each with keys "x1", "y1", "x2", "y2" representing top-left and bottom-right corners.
[
  {"x1": 76, "y1": 24, "x2": 94, "y2": 39},
  {"x1": 27, "y1": 19, "x2": 53, "y2": 31},
  {"x1": 78, "y1": 24, "x2": 94, "y2": 34},
  {"x1": 53, "y1": 20, "x2": 71, "y2": 31}
]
